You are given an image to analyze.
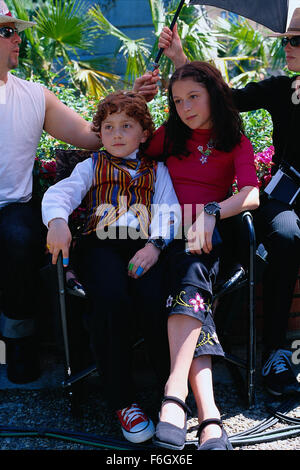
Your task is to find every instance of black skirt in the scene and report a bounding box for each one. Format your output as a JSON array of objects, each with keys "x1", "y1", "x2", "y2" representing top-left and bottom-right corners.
[{"x1": 164, "y1": 236, "x2": 224, "y2": 358}]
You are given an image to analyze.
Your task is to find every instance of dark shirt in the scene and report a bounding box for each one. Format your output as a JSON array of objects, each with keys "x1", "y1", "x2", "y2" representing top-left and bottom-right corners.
[{"x1": 232, "y1": 76, "x2": 300, "y2": 173}]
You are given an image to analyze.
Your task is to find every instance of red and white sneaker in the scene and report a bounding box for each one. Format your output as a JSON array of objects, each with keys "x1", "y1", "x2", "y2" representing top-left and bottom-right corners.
[{"x1": 116, "y1": 403, "x2": 155, "y2": 443}]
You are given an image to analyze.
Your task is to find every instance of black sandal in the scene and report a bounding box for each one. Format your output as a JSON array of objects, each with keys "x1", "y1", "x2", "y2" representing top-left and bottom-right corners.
[
  {"x1": 197, "y1": 418, "x2": 233, "y2": 450},
  {"x1": 152, "y1": 396, "x2": 191, "y2": 450}
]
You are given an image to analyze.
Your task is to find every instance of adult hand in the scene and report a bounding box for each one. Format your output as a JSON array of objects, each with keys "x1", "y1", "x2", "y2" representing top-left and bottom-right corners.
[
  {"x1": 47, "y1": 218, "x2": 72, "y2": 266},
  {"x1": 133, "y1": 68, "x2": 160, "y2": 102},
  {"x1": 187, "y1": 212, "x2": 216, "y2": 255},
  {"x1": 128, "y1": 243, "x2": 160, "y2": 279},
  {"x1": 158, "y1": 23, "x2": 187, "y2": 67}
]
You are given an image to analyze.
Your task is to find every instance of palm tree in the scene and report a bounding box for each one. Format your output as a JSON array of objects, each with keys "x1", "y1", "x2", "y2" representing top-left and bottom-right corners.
[
  {"x1": 88, "y1": 0, "x2": 221, "y2": 87},
  {"x1": 8, "y1": 0, "x2": 121, "y2": 97},
  {"x1": 214, "y1": 16, "x2": 286, "y2": 86},
  {"x1": 88, "y1": 4, "x2": 151, "y2": 84},
  {"x1": 149, "y1": 0, "x2": 220, "y2": 84}
]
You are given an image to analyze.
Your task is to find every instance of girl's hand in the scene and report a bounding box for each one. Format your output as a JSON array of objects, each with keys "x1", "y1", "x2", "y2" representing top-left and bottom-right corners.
[
  {"x1": 47, "y1": 218, "x2": 72, "y2": 266},
  {"x1": 128, "y1": 243, "x2": 160, "y2": 279},
  {"x1": 187, "y1": 212, "x2": 216, "y2": 255}
]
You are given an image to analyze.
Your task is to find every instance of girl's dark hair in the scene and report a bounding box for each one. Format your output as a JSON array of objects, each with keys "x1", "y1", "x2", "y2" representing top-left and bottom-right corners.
[
  {"x1": 164, "y1": 61, "x2": 244, "y2": 157},
  {"x1": 92, "y1": 90, "x2": 155, "y2": 152}
]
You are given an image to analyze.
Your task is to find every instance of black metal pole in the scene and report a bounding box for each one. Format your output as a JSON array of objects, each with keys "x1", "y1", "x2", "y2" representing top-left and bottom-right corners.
[
  {"x1": 242, "y1": 211, "x2": 256, "y2": 408},
  {"x1": 153, "y1": 0, "x2": 186, "y2": 68},
  {"x1": 57, "y1": 252, "x2": 72, "y2": 379}
]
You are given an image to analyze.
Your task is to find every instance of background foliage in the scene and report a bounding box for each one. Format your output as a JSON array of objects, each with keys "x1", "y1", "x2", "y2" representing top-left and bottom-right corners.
[{"x1": 6, "y1": 0, "x2": 281, "y2": 189}]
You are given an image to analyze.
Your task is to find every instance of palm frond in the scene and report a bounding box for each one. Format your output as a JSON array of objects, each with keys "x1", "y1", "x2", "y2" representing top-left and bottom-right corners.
[
  {"x1": 88, "y1": 5, "x2": 150, "y2": 82},
  {"x1": 71, "y1": 61, "x2": 120, "y2": 99},
  {"x1": 34, "y1": 0, "x2": 93, "y2": 50},
  {"x1": 148, "y1": 0, "x2": 166, "y2": 34}
]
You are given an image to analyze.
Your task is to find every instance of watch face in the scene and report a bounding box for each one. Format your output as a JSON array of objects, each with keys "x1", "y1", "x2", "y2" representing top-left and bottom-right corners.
[
  {"x1": 149, "y1": 238, "x2": 166, "y2": 250},
  {"x1": 205, "y1": 202, "x2": 220, "y2": 216}
]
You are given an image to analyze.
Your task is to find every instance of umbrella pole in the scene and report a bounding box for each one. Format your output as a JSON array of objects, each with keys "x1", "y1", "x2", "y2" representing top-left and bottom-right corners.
[{"x1": 153, "y1": 0, "x2": 187, "y2": 67}]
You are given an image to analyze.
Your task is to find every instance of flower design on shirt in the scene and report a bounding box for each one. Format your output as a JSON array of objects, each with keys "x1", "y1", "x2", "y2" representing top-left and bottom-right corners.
[
  {"x1": 197, "y1": 140, "x2": 214, "y2": 165},
  {"x1": 189, "y1": 293, "x2": 206, "y2": 313}
]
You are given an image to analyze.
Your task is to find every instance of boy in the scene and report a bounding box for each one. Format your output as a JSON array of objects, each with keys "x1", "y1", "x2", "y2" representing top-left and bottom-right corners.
[{"x1": 42, "y1": 91, "x2": 181, "y2": 443}]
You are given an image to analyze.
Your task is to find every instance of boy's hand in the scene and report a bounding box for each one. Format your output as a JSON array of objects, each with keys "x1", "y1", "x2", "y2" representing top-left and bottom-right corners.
[
  {"x1": 128, "y1": 243, "x2": 160, "y2": 279},
  {"x1": 47, "y1": 218, "x2": 72, "y2": 266},
  {"x1": 133, "y1": 68, "x2": 160, "y2": 102}
]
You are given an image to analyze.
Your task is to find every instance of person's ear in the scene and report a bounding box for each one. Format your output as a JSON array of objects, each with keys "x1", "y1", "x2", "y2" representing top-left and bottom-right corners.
[{"x1": 141, "y1": 129, "x2": 149, "y2": 143}]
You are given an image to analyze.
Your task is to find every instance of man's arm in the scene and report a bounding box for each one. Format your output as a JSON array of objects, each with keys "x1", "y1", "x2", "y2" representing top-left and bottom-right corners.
[{"x1": 43, "y1": 88, "x2": 101, "y2": 150}]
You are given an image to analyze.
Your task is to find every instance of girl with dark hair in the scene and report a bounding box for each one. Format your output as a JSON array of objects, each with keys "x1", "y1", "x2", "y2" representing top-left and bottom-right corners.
[{"x1": 145, "y1": 61, "x2": 260, "y2": 450}]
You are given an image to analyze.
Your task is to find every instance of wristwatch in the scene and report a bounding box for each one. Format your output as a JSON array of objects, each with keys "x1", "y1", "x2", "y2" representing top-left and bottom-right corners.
[
  {"x1": 146, "y1": 236, "x2": 167, "y2": 251},
  {"x1": 204, "y1": 202, "x2": 221, "y2": 222}
]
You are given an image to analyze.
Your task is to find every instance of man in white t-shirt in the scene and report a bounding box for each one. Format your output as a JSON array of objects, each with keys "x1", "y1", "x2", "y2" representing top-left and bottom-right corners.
[{"x1": 0, "y1": 2, "x2": 101, "y2": 383}]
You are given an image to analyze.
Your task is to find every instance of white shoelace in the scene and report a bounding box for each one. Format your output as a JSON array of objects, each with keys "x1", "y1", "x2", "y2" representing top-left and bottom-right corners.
[
  {"x1": 121, "y1": 404, "x2": 145, "y2": 427},
  {"x1": 262, "y1": 349, "x2": 292, "y2": 376}
]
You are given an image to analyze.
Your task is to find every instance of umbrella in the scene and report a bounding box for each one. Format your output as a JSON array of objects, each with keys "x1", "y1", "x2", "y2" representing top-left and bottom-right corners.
[
  {"x1": 153, "y1": 0, "x2": 288, "y2": 67},
  {"x1": 190, "y1": 0, "x2": 288, "y2": 33}
]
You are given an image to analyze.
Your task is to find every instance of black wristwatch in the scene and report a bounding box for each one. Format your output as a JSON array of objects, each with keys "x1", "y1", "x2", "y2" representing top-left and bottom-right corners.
[
  {"x1": 146, "y1": 236, "x2": 167, "y2": 251},
  {"x1": 204, "y1": 202, "x2": 221, "y2": 223}
]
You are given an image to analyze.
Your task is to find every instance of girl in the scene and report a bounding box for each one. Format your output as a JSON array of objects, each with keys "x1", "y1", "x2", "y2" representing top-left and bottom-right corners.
[{"x1": 145, "y1": 61, "x2": 260, "y2": 450}]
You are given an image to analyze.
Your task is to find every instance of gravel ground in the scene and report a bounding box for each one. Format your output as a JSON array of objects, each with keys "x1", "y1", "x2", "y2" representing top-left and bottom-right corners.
[{"x1": 0, "y1": 342, "x2": 300, "y2": 454}]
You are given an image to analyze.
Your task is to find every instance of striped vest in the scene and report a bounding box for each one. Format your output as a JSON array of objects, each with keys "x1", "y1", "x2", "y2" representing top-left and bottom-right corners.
[{"x1": 83, "y1": 150, "x2": 156, "y2": 236}]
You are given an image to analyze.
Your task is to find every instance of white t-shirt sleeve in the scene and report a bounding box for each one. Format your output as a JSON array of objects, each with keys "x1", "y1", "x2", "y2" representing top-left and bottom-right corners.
[
  {"x1": 42, "y1": 158, "x2": 94, "y2": 227},
  {"x1": 150, "y1": 162, "x2": 181, "y2": 243}
]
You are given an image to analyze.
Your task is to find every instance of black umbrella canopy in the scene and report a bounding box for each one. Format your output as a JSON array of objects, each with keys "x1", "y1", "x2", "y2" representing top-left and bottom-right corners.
[{"x1": 189, "y1": 0, "x2": 288, "y2": 33}]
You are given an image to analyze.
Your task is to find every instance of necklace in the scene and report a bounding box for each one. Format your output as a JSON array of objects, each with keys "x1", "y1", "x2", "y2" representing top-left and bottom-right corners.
[{"x1": 197, "y1": 139, "x2": 214, "y2": 164}]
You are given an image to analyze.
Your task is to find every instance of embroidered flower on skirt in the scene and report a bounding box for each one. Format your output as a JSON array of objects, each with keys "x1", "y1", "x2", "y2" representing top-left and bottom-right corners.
[
  {"x1": 194, "y1": 324, "x2": 224, "y2": 358},
  {"x1": 189, "y1": 293, "x2": 206, "y2": 313},
  {"x1": 166, "y1": 295, "x2": 174, "y2": 308},
  {"x1": 167, "y1": 289, "x2": 211, "y2": 322}
]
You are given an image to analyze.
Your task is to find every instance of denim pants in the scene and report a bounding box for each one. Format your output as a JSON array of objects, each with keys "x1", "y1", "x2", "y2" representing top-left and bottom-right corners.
[
  {"x1": 0, "y1": 201, "x2": 46, "y2": 338},
  {"x1": 254, "y1": 197, "x2": 300, "y2": 353}
]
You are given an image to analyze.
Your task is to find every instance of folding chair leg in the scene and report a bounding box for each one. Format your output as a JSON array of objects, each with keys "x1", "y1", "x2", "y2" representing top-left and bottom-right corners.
[
  {"x1": 243, "y1": 212, "x2": 257, "y2": 407},
  {"x1": 57, "y1": 253, "x2": 72, "y2": 380},
  {"x1": 57, "y1": 253, "x2": 97, "y2": 391}
]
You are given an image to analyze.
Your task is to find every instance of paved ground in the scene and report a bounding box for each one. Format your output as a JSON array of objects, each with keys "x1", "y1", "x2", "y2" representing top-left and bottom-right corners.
[{"x1": 0, "y1": 339, "x2": 300, "y2": 455}]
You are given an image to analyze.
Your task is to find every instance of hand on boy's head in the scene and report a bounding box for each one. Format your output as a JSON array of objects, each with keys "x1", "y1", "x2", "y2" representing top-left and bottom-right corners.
[
  {"x1": 127, "y1": 244, "x2": 160, "y2": 279},
  {"x1": 133, "y1": 69, "x2": 160, "y2": 102},
  {"x1": 47, "y1": 218, "x2": 72, "y2": 266}
]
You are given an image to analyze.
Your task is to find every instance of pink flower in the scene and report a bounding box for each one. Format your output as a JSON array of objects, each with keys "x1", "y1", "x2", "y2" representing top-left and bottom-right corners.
[{"x1": 189, "y1": 293, "x2": 206, "y2": 313}]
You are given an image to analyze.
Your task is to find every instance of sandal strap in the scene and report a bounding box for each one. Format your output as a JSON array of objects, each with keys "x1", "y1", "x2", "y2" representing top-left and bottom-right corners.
[
  {"x1": 197, "y1": 418, "x2": 223, "y2": 437},
  {"x1": 162, "y1": 396, "x2": 191, "y2": 416}
]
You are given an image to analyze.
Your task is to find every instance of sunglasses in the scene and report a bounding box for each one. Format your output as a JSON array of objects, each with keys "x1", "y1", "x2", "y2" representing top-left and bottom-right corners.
[
  {"x1": 0, "y1": 26, "x2": 19, "y2": 39},
  {"x1": 281, "y1": 36, "x2": 300, "y2": 48}
]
